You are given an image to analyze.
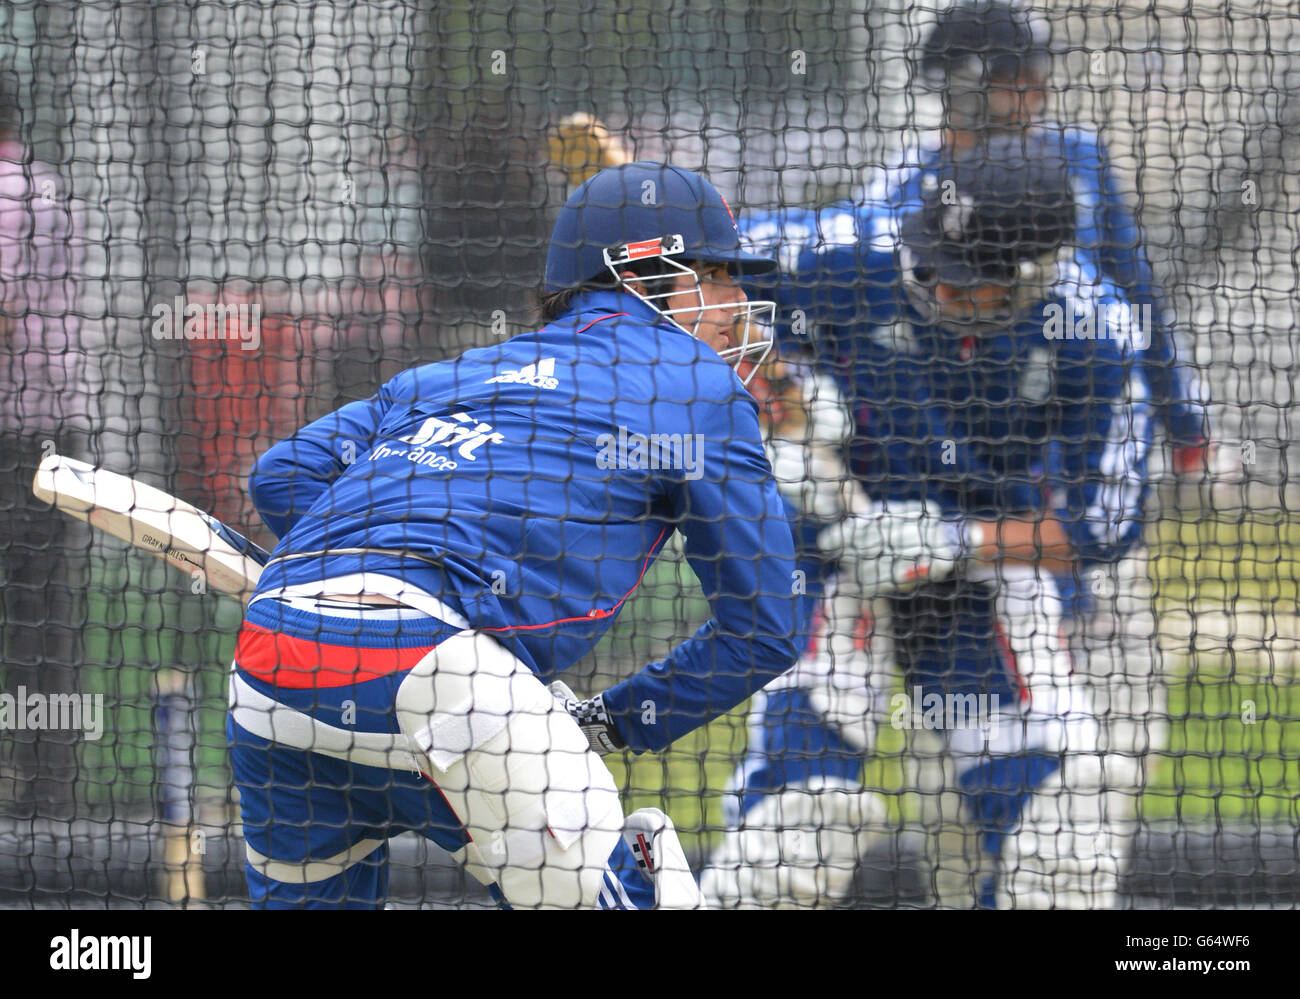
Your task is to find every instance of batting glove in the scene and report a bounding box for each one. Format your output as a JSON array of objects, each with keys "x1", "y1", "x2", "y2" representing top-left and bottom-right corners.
[
  {"x1": 550, "y1": 680, "x2": 626, "y2": 755},
  {"x1": 763, "y1": 369, "x2": 866, "y2": 523},
  {"x1": 818, "y1": 501, "x2": 966, "y2": 597}
]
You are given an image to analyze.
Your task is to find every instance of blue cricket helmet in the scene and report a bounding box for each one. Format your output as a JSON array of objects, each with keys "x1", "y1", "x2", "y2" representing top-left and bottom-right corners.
[
  {"x1": 897, "y1": 131, "x2": 1075, "y2": 334},
  {"x1": 544, "y1": 162, "x2": 777, "y2": 293},
  {"x1": 900, "y1": 131, "x2": 1075, "y2": 287}
]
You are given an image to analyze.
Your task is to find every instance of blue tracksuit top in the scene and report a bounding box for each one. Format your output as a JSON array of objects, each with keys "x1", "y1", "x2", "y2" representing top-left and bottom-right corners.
[{"x1": 245, "y1": 289, "x2": 803, "y2": 752}]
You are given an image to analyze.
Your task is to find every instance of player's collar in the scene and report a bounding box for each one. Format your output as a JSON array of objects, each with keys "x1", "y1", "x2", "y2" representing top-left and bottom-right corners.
[{"x1": 564, "y1": 288, "x2": 688, "y2": 334}]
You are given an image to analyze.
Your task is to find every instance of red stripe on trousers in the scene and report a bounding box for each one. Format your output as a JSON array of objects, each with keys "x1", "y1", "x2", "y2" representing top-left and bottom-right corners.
[{"x1": 234, "y1": 622, "x2": 437, "y2": 689}]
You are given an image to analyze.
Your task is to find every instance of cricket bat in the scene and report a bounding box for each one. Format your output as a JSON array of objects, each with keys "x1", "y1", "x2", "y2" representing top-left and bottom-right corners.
[
  {"x1": 32, "y1": 454, "x2": 269, "y2": 600},
  {"x1": 33, "y1": 454, "x2": 270, "y2": 907}
]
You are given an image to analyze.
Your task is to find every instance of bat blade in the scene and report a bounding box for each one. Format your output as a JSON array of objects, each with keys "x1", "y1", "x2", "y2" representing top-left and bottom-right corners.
[{"x1": 33, "y1": 454, "x2": 269, "y2": 600}]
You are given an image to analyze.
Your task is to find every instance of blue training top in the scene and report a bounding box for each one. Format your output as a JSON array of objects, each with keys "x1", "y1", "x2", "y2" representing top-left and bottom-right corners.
[{"x1": 247, "y1": 288, "x2": 806, "y2": 752}]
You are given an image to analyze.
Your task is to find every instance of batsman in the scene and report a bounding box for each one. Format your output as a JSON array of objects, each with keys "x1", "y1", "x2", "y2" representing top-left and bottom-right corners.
[{"x1": 227, "y1": 162, "x2": 812, "y2": 909}]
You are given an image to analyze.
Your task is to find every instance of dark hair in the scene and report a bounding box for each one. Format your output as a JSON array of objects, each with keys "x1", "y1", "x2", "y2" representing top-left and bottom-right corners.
[{"x1": 535, "y1": 257, "x2": 687, "y2": 323}]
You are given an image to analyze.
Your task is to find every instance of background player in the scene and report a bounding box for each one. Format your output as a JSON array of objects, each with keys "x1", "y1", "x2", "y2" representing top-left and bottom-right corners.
[
  {"x1": 702, "y1": 133, "x2": 1154, "y2": 908},
  {"x1": 699, "y1": 2, "x2": 1177, "y2": 907},
  {"x1": 870, "y1": 0, "x2": 1183, "y2": 904},
  {"x1": 227, "y1": 162, "x2": 810, "y2": 909}
]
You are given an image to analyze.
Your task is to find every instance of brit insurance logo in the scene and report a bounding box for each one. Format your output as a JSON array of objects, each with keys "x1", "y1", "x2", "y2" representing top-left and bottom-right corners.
[
  {"x1": 486, "y1": 357, "x2": 559, "y2": 390},
  {"x1": 368, "y1": 412, "x2": 504, "y2": 471}
]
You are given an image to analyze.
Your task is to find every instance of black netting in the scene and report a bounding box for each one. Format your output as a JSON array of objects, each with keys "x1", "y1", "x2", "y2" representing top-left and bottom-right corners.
[{"x1": 1, "y1": 1, "x2": 1298, "y2": 910}]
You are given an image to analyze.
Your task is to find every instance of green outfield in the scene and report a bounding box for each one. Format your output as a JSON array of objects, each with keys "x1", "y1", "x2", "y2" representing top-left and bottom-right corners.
[{"x1": 64, "y1": 511, "x2": 1300, "y2": 855}]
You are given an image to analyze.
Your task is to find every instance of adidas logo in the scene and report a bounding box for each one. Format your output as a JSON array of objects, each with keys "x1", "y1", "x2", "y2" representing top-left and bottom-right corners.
[{"x1": 486, "y1": 357, "x2": 559, "y2": 390}]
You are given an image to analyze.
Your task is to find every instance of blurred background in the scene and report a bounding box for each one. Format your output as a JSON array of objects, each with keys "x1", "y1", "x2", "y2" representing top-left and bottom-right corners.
[{"x1": 0, "y1": 0, "x2": 1297, "y2": 907}]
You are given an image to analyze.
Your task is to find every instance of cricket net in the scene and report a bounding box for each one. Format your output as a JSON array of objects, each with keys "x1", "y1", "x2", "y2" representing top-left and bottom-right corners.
[{"x1": 0, "y1": 1, "x2": 1297, "y2": 909}]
